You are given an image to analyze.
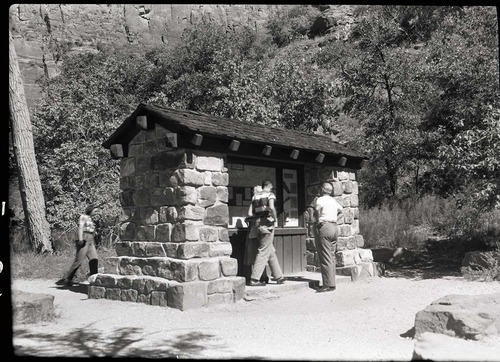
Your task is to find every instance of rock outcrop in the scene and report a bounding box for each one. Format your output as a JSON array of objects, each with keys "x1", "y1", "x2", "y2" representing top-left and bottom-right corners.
[
  {"x1": 414, "y1": 293, "x2": 500, "y2": 340},
  {"x1": 9, "y1": 4, "x2": 357, "y2": 109},
  {"x1": 12, "y1": 289, "x2": 55, "y2": 324}
]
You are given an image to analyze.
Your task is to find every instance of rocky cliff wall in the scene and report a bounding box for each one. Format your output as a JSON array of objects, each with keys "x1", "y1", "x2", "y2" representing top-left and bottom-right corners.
[
  {"x1": 9, "y1": 4, "x2": 279, "y2": 108},
  {"x1": 9, "y1": 4, "x2": 357, "y2": 110}
]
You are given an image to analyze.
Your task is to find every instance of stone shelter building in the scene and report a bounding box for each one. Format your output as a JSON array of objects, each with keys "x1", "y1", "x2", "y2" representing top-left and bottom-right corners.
[{"x1": 91, "y1": 103, "x2": 376, "y2": 310}]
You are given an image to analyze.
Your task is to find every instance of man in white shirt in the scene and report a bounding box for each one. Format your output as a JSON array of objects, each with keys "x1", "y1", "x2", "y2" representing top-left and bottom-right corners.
[{"x1": 313, "y1": 182, "x2": 344, "y2": 292}]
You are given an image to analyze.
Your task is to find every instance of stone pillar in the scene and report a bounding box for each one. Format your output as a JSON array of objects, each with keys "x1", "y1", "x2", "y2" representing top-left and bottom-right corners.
[
  {"x1": 303, "y1": 166, "x2": 382, "y2": 281},
  {"x1": 89, "y1": 125, "x2": 245, "y2": 310}
]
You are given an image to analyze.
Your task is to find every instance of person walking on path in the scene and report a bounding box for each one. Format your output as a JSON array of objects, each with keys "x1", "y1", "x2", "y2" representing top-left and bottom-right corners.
[
  {"x1": 56, "y1": 204, "x2": 99, "y2": 287},
  {"x1": 249, "y1": 180, "x2": 285, "y2": 287},
  {"x1": 313, "y1": 182, "x2": 344, "y2": 293}
]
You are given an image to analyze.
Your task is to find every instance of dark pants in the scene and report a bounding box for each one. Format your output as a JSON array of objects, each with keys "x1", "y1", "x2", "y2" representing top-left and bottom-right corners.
[
  {"x1": 314, "y1": 222, "x2": 338, "y2": 288},
  {"x1": 66, "y1": 232, "x2": 98, "y2": 282}
]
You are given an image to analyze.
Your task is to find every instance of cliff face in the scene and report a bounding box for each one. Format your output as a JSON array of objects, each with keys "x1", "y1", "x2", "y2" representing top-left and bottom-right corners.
[
  {"x1": 9, "y1": 4, "x2": 279, "y2": 108},
  {"x1": 9, "y1": 4, "x2": 356, "y2": 109}
]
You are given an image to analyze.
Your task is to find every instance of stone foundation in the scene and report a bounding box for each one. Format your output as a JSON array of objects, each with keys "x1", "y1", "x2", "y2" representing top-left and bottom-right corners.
[
  {"x1": 89, "y1": 124, "x2": 244, "y2": 310},
  {"x1": 88, "y1": 273, "x2": 245, "y2": 311}
]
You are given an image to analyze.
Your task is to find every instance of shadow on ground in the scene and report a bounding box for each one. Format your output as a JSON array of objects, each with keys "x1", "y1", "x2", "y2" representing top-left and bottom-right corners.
[
  {"x1": 381, "y1": 238, "x2": 464, "y2": 280},
  {"x1": 13, "y1": 324, "x2": 226, "y2": 358}
]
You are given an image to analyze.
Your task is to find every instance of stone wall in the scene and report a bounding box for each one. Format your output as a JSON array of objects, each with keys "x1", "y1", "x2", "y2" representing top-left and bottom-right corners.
[
  {"x1": 304, "y1": 166, "x2": 380, "y2": 280},
  {"x1": 88, "y1": 124, "x2": 246, "y2": 310}
]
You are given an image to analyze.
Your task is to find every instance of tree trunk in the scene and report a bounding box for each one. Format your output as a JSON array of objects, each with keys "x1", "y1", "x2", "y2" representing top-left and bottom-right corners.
[{"x1": 9, "y1": 30, "x2": 53, "y2": 253}]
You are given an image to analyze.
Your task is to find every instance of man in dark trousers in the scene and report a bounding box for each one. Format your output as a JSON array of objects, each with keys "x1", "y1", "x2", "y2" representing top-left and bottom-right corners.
[{"x1": 313, "y1": 182, "x2": 344, "y2": 292}]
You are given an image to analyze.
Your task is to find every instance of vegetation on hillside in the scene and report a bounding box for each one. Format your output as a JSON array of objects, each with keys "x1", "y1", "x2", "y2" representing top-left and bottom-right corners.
[{"x1": 10, "y1": 5, "x2": 500, "y2": 254}]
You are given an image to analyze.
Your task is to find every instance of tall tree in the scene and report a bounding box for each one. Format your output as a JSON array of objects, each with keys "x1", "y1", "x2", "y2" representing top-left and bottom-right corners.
[{"x1": 9, "y1": 30, "x2": 52, "y2": 253}]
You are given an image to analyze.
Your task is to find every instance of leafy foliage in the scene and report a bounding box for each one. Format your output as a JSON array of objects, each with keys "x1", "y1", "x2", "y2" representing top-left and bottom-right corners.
[{"x1": 32, "y1": 49, "x2": 151, "y2": 236}]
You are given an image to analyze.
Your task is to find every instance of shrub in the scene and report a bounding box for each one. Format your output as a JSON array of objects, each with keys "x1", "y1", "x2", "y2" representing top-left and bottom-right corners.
[{"x1": 461, "y1": 251, "x2": 500, "y2": 281}]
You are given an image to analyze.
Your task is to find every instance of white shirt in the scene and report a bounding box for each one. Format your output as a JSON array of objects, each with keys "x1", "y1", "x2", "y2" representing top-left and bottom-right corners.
[{"x1": 314, "y1": 195, "x2": 343, "y2": 223}]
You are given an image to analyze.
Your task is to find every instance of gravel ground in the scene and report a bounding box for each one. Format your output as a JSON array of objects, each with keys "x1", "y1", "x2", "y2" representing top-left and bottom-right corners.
[{"x1": 10, "y1": 275, "x2": 500, "y2": 360}]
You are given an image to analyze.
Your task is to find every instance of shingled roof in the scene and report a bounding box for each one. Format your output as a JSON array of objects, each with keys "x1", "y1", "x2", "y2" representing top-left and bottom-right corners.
[{"x1": 103, "y1": 103, "x2": 368, "y2": 161}]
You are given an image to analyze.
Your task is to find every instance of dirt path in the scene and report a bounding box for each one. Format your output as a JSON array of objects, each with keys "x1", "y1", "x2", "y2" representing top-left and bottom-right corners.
[{"x1": 10, "y1": 274, "x2": 499, "y2": 360}]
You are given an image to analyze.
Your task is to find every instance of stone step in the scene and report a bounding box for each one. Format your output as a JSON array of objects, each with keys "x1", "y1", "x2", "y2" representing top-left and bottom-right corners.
[
  {"x1": 244, "y1": 272, "x2": 351, "y2": 301},
  {"x1": 12, "y1": 289, "x2": 55, "y2": 324}
]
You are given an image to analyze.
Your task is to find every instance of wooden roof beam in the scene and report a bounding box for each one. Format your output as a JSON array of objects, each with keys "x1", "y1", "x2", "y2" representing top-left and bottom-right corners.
[
  {"x1": 338, "y1": 156, "x2": 347, "y2": 167},
  {"x1": 290, "y1": 149, "x2": 300, "y2": 160},
  {"x1": 262, "y1": 145, "x2": 272, "y2": 156},
  {"x1": 191, "y1": 133, "x2": 203, "y2": 146},
  {"x1": 229, "y1": 140, "x2": 240, "y2": 152},
  {"x1": 315, "y1": 153, "x2": 325, "y2": 163},
  {"x1": 110, "y1": 144, "x2": 124, "y2": 159}
]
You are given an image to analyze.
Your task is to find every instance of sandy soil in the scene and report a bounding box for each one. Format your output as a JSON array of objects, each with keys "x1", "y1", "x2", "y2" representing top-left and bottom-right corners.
[{"x1": 9, "y1": 272, "x2": 500, "y2": 360}]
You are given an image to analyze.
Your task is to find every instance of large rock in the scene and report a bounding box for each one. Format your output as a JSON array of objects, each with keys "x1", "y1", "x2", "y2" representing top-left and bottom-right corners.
[
  {"x1": 414, "y1": 293, "x2": 500, "y2": 340},
  {"x1": 12, "y1": 290, "x2": 55, "y2": 324},
  {"x1": 412, "y1": 332, "x2": 500, "y2": 361},
  {"x1": 462, "y1": 251, "x2": 500, "y2": 270}
]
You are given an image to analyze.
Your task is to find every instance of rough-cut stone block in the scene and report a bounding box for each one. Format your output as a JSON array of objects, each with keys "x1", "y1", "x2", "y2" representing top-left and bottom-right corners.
[
  {"x1": 209, "y1": 242, "x2": 233, "y2": 257},
  {"x1": 130, "y1": 131, "x2": 145, "y2": 145},
  {"x1": 199, "y1": 259, "x2": 220, "y2": 281},
  {"x1": 152, "y1": 149, "x2": 186, "y2": 170},
  {"x1": 171, "y1": 222, "x2": 200, "y2": 242},
  {"x1": 121, "y1": 289, "x2": 138, "y2": 302},
  {"x1": 218, "y1": 228, "x2": 229, "y2": 242},
  {"x1": 116, "y1": 276, "x2": 135, "y2": 289},
  {"x1": 133, "y1": 189, "x2": 150, "y2": 207},
  {"x1": 128, "y1": 144, "x2": 143, "y2": 157},
  {"x1": 115, "y1": 242, "x2": 131, "y2": 256},
  {"x1": 339, "y1": 224, "x2": 352, "y2": 237},
  {"x1": 216, "y1": 186, "x2": 229, "y2": 203},
  {"x1": 158, "y1": 170, "x2": 176, "y2": 187},
  {"x1": 220, "y1": 257, "x2": 238, "y2": 276},
  {"x1": 135, "y1": 175, "x2": 145, "y2": 189},
  {"x1": 337, "y1": 171, "x2": 349, "y2": 180},
  {"x1": 207, "y1": 293, "x2": 234, "y2": 306},
  {"x1": 343, "y1": 208, "x2": 354, "y2": 224},
  {"x1": 88, "y1": 286, "x2": 106, "y2": 299},
  {"x1": 120, "y1": 222, "x2": 135, "y2": 240},
  {"x1": 120, "y1": 190, "x2": 135, "y2": 207},
  {"x1": 120, "y1": 158, "x2": 135, "y2": 177},
  {"x1": 350, "y1": 194, "x2": 359, "y2": 207},
  {"x1": 358, "y1": 248, "x2": 373, "y2": 262},
  {"x1": 105, "y1": 288, "x2": 121, "y2": 301},
  {"x1": 120, "y1": 176, "x2": 133, "y2": 191},
  {"x1": 143, "y1": 140, "x2": 157, "y2": 155},
  {"x1": 353, "y1": 208, "x2": 359, "y2": 220},
  {"x1": 140, "y1": 207, "x2": 159, "y2": 225},
  {"x1": 342, "y1": 180, "x2": 354, "y2": 194},
  {"x1": 212, "y1": 172, "x2": 229, "y2": 186},
  {"x1": 150, "y1": 291, "x2": 168, "y2": 307},
  {"x1": 196, "y1": 156, "x2": 223, "y2": 171},
  {"x1": 12, "y1": 290, "x2": 55, "y2": 324},
  {"x1": 335, "y1": 250, "x2": 356, "y2": 267},
  {"x1": 198, "y1": 186, "x2": 217, "y2": 207},
  {"x1": 306, "y1": 251, "x2": 316, "y2": 265},
  {"x1": 208, "y1": 278, "x2": 234, "y2": 294},
  {"x1": 332, "y1": 181, "x2": 343, "y2": 196},
  {"x1": 136, "y1": 156, "x2": 151, "y2": 174},
  {"x1": 159, "y1": 206, "x2": 177, "y2": 223},
  {"x1": 175, "y1": 169, "x2": 205, "y2": 186},
  {"x1": 150, "y1": 187, "x2": 171, "y2": 206},
  {"x1": 163, "y1": 242, "x2": 178, "y2": 258},
  {"x1": 355, "y1": 234, "x2": 364, "y2": 248},
  {"x1": 232, "y1": 277, "x2": 246, "y2": 301},
  {"x1": 204, "y1": 204, "x2": 229, "y2": 226},
  {"x1": 102, "y1": 257, "x2": 120, "y2": 274},
  {"x1": 145, "y1": 173, "x2": 159, "y2": 188},
  {"x1": 170, "y1": 259, "x2": 199, "y2": 282},
  {"x1": 167, "y1": 282, "x2": 208, "y2": 310},
  {"x1": 414, "y1": 293, "x2": 500, "y2": 340},
  {"x1": 351, "y1": 220, "x2": 360, "y2": 235},
  {"x1": 203, "y1": 171, "x2": 212, "y2": 185},
  {"x1": 199, "y1": 226, "x2": 218, "y2": 242},
  {"x1": 136, "y1": 225, "x2": 155, "y2": 241},
  {"x1": 179, "y1": 205, "x2": 205, "y2": 221},
  {"x1": 177, "y1": 242, "x2": 210, "y2": 259},
  {"x1": 337, "y1": 237, "x2": 349, "y2": 251},
  {"x1": 176, "y1": 186, "x2": 198, "y2": 205},
  {"x1": 155, "y1": 223, "x2": 172, "y2": 242}
]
